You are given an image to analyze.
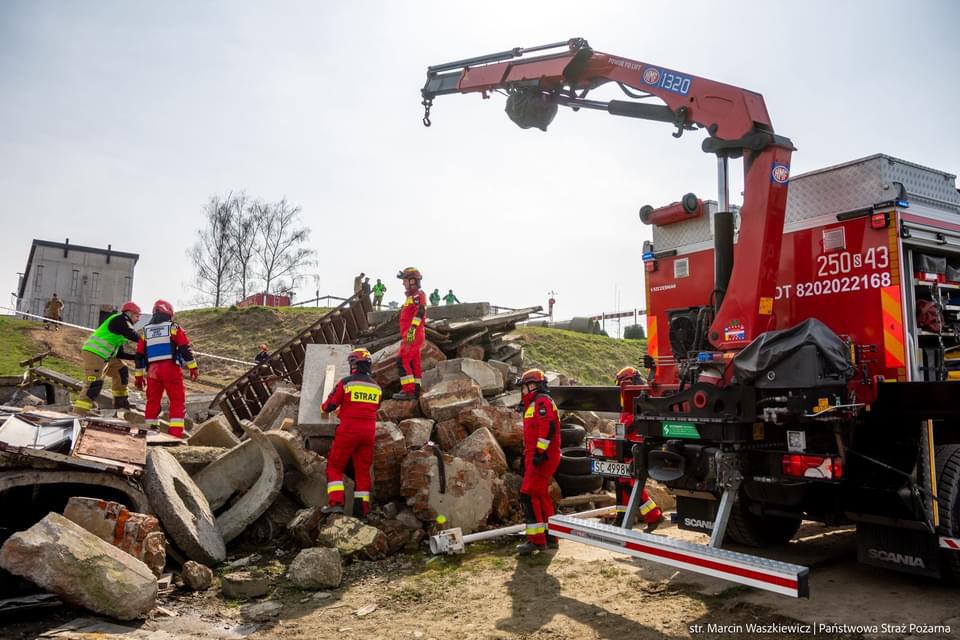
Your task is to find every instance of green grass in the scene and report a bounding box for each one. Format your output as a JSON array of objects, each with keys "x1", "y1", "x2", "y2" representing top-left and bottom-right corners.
[
  {"x1": 512, "y1": 326, "x2": 647, "y2": 385},
  {"x1": 0, "y1": 317, "x2": 83, "y2": 378}
]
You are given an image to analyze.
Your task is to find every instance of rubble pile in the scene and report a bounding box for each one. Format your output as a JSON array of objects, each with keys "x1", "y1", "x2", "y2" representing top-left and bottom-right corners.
[{"x1": 0, "y1": 303, "x2": 622, "y2": 622}]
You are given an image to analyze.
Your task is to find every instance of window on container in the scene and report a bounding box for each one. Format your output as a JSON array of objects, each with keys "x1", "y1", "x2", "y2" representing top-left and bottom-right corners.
[
  {"x1": 91, "y1": 272, "x2": 101, "y2": 297},
  {"x1": 124, "y1": 276, "x2": 133, "y2": 299},
  {"x1": 70, "y1": 270, "x2": 80, "y2": 296},
  {"x1": 34, "y1": 265, "x2": 44, "y2": 292}
]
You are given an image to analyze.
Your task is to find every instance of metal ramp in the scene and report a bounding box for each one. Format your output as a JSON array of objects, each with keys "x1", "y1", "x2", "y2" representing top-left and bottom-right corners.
[
  {"x1": 211, "y1": 292, "x2": 373, "y2": 430},
  {"x1": 548, "y1": 514, "x2": 810, "y2": 598}
]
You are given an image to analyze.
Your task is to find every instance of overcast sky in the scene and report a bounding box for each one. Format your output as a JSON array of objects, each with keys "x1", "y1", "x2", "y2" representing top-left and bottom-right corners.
[{"x1": 1, "y1": 1, "x2": 958, "y2": 327}]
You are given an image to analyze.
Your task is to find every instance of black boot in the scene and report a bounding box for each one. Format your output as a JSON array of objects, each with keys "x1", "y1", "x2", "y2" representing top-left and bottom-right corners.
[
  {"x1": 392, "y1": 391, "x2": 416, "y2": 401},
  {"x1": 546, "y1": 534, "x2": 559, "y2": 550},
  {"x1": 644, "y1": 514, "x2": 665, "y2": 534},
  {"x1": 516, "y1": 541, "x2": 545, "y2": 556},
  {"x1": 114, "y1": 397, "x2": 132, "y2": 410},
  {"x1": 320, "y1": 504, "x2": 343, "y2": 516},
  {"x1": 613, "y1": 512, "x2": 625, "y2": 527}
]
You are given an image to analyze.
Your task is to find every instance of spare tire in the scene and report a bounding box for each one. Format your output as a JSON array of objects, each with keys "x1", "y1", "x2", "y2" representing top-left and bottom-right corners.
[
  {"x1": 558, "y1": 447, "x2": 592, "y2": 476},
  {"x1": 555, "y1": 471, "x2": 603, "y2": 497},
  {"x1": 560, "y1": 424, "x2": 586, "y2": 447}
]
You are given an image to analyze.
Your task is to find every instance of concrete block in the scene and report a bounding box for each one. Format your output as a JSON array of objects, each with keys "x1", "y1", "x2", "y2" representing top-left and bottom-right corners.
[
  {"x1": 398, "y1": 418, "x2": 434, "y2": 449},
  {"x1": 0, "y1": 512, "x2": 158, "y2": 621},
  {"x1": 451, "y1": 427, "x2": 507, "y2": 476},
  {"x1": 419, "y1": 379, "x2": 484, "y2": 422},
  {"x1": 377, "y1": 398, "x2": 422, "y2": 422},
  {"x1": 368, "y1": 302, "x2": 490, "y2": 324},
  {"x1": 167, "y1": 445, "x2": 230, "y2": 475},
  {"x1": 188, "y1": 414, "x2": 240, "y2": 448},
  {"x1": 144, "y1": 448, "x2": 225, "y2": 565},
  {"x1": 422, "y1": 358, "x2": 504, "y2": 396},
  {"x1": 435, "y1": 419, "x2": 467, "y2": 451},
  {"x1": 194, "y1": 439, "x2": 262, "y2": 511},
  {"x1": 181, "y1": 560, "x2": 214, "y2": 590},
  {"x1": 265, "y1": 430, "x2": 323, "y2": 475},
  {"x1": 63, "y1": 497, "x2": 166, "y2": 577},
  {"x1": 298, "y1": 344, "x2": 353, "y2": 427},
  {"x1": 214, "y1": 422, "x2": 284, "y2": 543},
  {"x1": 315, "y1": 515, "x2": 390, "y2": 560},
  {"x1": 400, "y1": 449, "x2": 494, "y2": 535},
  {"x1": 287, "y1": 547, "x2": 343, "y2": 588},
  {"x1": 254, "y1": 388, "x2": 300, "y2": 430},
  {"x1": 221, "y1": 570, "x2": 270, "y2": 599},
  {"x1": 457, "y1": 406, "x2": 523, "y2": 451}
]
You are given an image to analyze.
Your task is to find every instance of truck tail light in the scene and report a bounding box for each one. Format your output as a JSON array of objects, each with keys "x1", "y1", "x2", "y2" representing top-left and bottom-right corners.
[
  {"x1": 586, "y1": 436, "x2": 618, "y2": 458},
  {"x1": 781, "y1": 454, "x2": 843, "y2": 480},
  {"x1": 870, "y1": 212, "x2": 889, "y2": 229}
]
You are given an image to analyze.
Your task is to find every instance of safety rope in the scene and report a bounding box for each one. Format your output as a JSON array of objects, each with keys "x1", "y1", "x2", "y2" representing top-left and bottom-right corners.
[{"x1": 1, "y1": 306, "x2": 257, "y2": 366}]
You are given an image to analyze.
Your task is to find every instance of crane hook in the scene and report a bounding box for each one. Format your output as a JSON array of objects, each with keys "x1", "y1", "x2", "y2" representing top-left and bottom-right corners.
[{"x1": 422, "y1": 98, "x2": 433, "y2": 127}]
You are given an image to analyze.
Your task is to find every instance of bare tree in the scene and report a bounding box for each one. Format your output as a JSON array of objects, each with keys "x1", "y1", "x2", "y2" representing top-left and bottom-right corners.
[
  {"x1": 224, "y1": 191, "x2": 261, "y2": 300},
  {"x1": 188, "y1": 196, "x2": 236, "y2": 307},
  {"x1": 252, "y1": 198, "x2": 315, "y2": 295}
]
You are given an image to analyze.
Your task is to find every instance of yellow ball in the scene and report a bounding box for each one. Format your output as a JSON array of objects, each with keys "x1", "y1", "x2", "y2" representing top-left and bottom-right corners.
[{"x1": 436, "y1": 514, "x2": 447, "y2": 525}]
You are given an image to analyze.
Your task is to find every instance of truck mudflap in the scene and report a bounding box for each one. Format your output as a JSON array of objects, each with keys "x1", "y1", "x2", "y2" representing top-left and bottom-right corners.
[{"x1": 548, "y1": 514, "x2": 810, "y2": 598}]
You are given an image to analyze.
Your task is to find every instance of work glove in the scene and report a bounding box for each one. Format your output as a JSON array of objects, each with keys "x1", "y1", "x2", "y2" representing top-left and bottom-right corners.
[
  {"x1": 405, "y1": 327, "x2": 416, "y2": 344},
  {"x1": 533, "y1": 451, "x2": 548, "y2": 467},
  {"x1": 134, "y1": 376, "x2": 145, "y2": 391}
]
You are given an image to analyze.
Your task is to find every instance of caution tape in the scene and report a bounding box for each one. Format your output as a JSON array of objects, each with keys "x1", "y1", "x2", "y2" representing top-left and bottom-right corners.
[{"x1": 1, "y1": 306, "x2": 257, "y2": 366}]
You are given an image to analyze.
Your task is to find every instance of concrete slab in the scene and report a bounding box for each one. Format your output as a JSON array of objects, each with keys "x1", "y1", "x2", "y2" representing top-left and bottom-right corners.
[
  {"x1": 143, "y1": 448, "x2": 225, "y2": 565},
  {"x1": 367, "y1": 302, "x2": 490, "y2": 325},
  {"x1": 297, "y1": 344, "x2": 353, "y2": 427},
  {"x1": 193, "y1": 439, "x2": 262, "y2": 511},
  {"x1": 213, "y1": 422, "x2": 284, "y2": 543},
  {"x1": 188, "y1": 414, "x2": 241, "y2": 448},
  {"x1": 253, "y1": 388, "x2": 300, "y2": 431}
]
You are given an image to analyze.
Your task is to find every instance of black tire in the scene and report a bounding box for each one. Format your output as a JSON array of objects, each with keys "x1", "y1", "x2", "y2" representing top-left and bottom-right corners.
[
  {"x1": 560, "y1": 424, "x2": 586, "y2": 447},
  {"x1": 935, "y1": 444, "x2": 960, "y2": 585},
  {"x1": 557, "y1": 447, "x2": 591, "y2": 476},
  {"x1": 555, "y1": 471, "x2": 603, "y2": 496},
  {"x1": 724, "y1": 495, "x2": 802, "y2": 547}
]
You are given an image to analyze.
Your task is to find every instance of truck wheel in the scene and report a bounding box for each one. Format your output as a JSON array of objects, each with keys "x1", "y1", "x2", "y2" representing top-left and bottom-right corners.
[
  {"x1": 557, "y1": 447, "x2": 591, "y2": 475},
  {"x1": 724, "y1": 496, "x2": 801, "y2": 547},
  {"x1": 935, "y1": 444, "x2": 960, "y2": 584}
]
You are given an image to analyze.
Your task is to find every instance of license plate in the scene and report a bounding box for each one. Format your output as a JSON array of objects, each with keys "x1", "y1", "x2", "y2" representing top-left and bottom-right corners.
[{"x1": 591, "y1": 459, "x2": 631, "y2": 477}]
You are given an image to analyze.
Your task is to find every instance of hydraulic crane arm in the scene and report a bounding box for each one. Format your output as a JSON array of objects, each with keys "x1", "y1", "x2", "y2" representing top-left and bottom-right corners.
[{"x1": 422, "y1": 38, "x2": 795, "y2": 352}]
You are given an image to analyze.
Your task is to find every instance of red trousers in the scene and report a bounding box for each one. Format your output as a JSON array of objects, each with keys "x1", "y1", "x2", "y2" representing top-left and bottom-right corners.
[
  {"x1": 397, "y1": 336, "x2": 423, "y2": 394},
  {"x1": 145, "y1": 361, "x2": 186, "y2": 438},
  {"x1": 615, "y1": 479, "x2": 662, "y2": 525},
  {"x1": 521, "y1": 465, "x2": 557, "y2": 545},
  {"x1": 326, "y1": 421, "x2": 375, "y2": 514}
]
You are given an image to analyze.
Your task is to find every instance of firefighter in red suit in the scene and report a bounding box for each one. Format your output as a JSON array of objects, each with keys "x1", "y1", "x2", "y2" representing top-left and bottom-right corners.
[
  {"x1": 517, "y1": 369, "x2": 562, "y2": 555},
  {"x1": 134, "y1": 300, "x2": 198, "y2": 438},
  {"x1": 615, "y1": 366, "x2": 663, "y2": 531},
  {"x1": 393, "y1": 267, "x2": 426, "y2": 401},
  {"x1": 321, "y1": 348, "x2": 381, "y2": 517}
]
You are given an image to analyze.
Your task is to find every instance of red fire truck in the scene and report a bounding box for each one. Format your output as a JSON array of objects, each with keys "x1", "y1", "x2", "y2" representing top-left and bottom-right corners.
[{"x1": 422, "y1": 38, "x2": 960, "y2": 598}]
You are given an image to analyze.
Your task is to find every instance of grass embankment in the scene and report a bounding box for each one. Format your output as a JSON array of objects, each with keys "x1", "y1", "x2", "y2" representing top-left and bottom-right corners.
[
  {"x1": 511, "y1": 326, "x2": 647, "y2": 385},
  {"x1": 0, "y1": 316, "x2": 83, "y2": 378}
]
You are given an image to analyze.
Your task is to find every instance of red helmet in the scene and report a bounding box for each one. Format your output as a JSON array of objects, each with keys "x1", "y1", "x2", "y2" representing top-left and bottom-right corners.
[
  {"x1": 347, "y1": 347, "x2": 372, "y2": 366},
  {"x1": 397, "y1": 267, "x2": 422, "y2": 281},
  {"x1": 153, "y1": 300, "x2": 174, "y2": 317},
  {"x1": 519, "y1": 369, "x2": 546, "y2": 386},
  {"x1": 615, "y1": 366, "x2": 641, "y2": 385},
  {"x1": 121, "y1": 301, "x2": 141, "y2": 315}
]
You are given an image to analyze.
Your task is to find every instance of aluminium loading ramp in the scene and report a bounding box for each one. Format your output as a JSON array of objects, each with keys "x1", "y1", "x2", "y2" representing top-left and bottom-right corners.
[
  {"x1": 548, "y1": 514, "x2": 810, "y2": 598},
  {"x1": 211, "y1": 292, "x2": 374, "y2": 430}
]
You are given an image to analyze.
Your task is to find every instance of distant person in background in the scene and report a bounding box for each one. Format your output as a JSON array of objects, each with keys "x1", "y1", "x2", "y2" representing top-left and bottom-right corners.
[
  {"x1": 444, "y1": 289, "x2": 460, "y2": 305},
  {"x1": 44, "y1": 293, "x2": 64, "y2": 330},
  {"x1": 372, "y1": 279, "x2": 387, "y2": 309},
  {"x1": 362, "y1": 277, "x2": 371, "y2": 297},
  {"x1": 255, "y1": 343, "x2": 270, "y2": 365},
  {"x1": 353, "y1": 272, "x2": 365, "y2": 294},
  {"x1": 429, "y1": 288, "x2": 441, "y2": 306}
]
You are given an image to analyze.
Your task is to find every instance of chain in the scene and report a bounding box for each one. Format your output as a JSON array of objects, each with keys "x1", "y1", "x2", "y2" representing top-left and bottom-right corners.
[{"x1": 421, "y1": 97, "x2": 433, "y2": 127}]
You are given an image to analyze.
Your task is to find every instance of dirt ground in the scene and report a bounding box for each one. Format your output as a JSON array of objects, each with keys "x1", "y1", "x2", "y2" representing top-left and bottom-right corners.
[{"x1": 9, "y1": 521, "x2": 960, "y2": 640}]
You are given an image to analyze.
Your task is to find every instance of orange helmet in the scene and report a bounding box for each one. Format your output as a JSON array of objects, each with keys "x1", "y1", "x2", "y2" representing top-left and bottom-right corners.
[
  {"x1": 519, "y1": 369, "x2": 546, "y2": 386},
  {"x1": 347, "y1": 347, "x2": 372, "y2": 366},
  {"x1": 153, "y1": 300, "x2": 174, "y2": 317},
  {"x1": 397, "y1": 267, "x2": 422, "y2": 281},
  {"x1": 615, "y1": 366, "x2": 641, "y2": 385},
  {"x1": 121, "y1": 301, "x2": 141, "y2": 315}
]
